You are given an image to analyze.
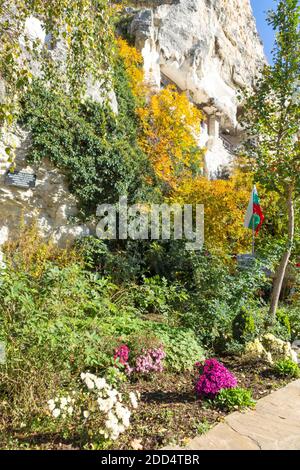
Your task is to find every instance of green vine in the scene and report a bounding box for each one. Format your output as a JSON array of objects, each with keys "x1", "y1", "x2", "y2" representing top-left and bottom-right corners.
[
  {"x1": 0, "y1": 0, "x2": 115, "y2": 128},
  {"x1": 20, "y1": 55, "x2": 158, "y2": 216}
]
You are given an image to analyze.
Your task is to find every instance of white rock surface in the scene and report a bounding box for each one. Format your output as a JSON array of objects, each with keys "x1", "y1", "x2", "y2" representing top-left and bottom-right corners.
[
  {"x1": 17, "y1": 15, "x2": 118, "y2": 112},
  {"x1": 130, "y1": 0, "x2": 265, "y2": 127},
  {"x1": 0, "y1": 126, "x2": 90, "y2": 248},
  {"x1": 128, "y1": 0, "x2": 265, "y2": 174},
  {"x1": 0, "y1": 14, "x2": 116, "y2": 247}
]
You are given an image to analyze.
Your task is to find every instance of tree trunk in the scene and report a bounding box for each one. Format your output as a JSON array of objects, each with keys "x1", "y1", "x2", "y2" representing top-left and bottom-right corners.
[{"x1": 269, "y1": 185, "x2": 295, "y2": 323}]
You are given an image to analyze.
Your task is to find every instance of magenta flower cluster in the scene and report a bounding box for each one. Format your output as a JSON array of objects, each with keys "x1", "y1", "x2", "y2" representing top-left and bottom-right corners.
[
  {"x1": 114, "y1": 344, "x2": 130, "y2": 365},
  {"x1": 135, "y1": 347, "x2": 166, "y2": 374},
  {"x1": 195, "y1": 359, "x2": 237, "y2": 399},
  {"x1": 114, "y1": 344, "x2": 166, "y2": 375}
]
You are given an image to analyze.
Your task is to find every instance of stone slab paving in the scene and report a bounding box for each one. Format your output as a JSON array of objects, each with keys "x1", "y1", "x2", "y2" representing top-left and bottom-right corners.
[{"x1": 184, "y1": 380, "x2": 300, "y2": 450}]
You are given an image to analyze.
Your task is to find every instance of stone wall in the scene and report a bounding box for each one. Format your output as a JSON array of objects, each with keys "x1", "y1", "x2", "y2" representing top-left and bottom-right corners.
[
  {"x1": 0, "y1": 125, "x2": 90, "y2": 248},
  {"x1": 127, "y1": 0, "x2": 265, "y2": 175}
]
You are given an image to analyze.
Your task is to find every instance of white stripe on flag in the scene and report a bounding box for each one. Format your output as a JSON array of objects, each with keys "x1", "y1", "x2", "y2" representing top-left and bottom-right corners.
[{"x1": 244, "y1": 188, "x2": 254, "y2": 228}]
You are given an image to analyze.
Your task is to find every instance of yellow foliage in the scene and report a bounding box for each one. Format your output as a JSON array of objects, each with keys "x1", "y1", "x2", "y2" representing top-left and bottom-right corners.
[
  {"x1": 171, "y1": 174, "x2": 252, "y2": 257},
  {"x1": 137, "y1": 85, "x2": 205, "y2": 189},
  {"x1": 4, "y1": 220, "x2": 79, "y2": 279},
  {"x1": 117, "y1": 37, "x2": 146, "y2": 99}
]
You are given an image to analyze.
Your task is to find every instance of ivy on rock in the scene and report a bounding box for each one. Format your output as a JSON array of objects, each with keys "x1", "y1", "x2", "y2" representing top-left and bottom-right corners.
[{"x1": 20, "y1": 58, "x2": 157, "y2": 216}]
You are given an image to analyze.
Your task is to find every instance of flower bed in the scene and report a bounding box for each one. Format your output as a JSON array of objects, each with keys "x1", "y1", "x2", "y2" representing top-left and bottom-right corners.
[{"x1": 0, "y1": 357, "x2": 292, "y2": 450}]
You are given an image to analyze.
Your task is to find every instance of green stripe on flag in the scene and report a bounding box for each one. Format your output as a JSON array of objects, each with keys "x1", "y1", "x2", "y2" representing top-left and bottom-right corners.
[{"x1": 248, "y1": 213, "x2": 261, "y2": 230}]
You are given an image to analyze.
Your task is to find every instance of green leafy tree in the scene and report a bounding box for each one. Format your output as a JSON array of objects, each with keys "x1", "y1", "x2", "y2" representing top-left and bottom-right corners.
[{"x1": 241, "y1": 0, "x2": 300, "y2": 323}]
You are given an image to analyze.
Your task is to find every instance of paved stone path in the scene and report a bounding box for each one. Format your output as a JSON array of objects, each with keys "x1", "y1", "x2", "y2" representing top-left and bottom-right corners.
[{"x1": 176, "y1": 380, "x2": 300, "y2": 450}]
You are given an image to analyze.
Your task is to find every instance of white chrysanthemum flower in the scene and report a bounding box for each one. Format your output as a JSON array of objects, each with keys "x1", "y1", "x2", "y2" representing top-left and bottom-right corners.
[
  {"x1": 80, "y1": 372, "x2": 86, "y2": 381},
  {"x1": 95, "y1": 378, "x2": 106, "y2": 390},
  {"x1": 107, "y1": 388, "x2": 118, "y2": 398},
  {"x1": 97, "y1": 397, "x2": 110, "y2": 412},
  {"x1": 85, "y1": 372, "x2": 97, "y2": 382},
  {"x1": 129, "y1": 392, "x2": 138, "y2": 409},
  {"x1": 115, "y1": 402, "x2": 126, "y2": 420},
  {"x1": 83, "y1": 410, "x2": 90, "y2": 418},
  {"x1": 60, "y1": 397, "x2": 68, "y2": 408},
  {"x1": 121, "y1": 408, "x2": 131, "y2": 428},
  {"x1": 118, "y1": 424, "x2": 125, "y2": 434},
  {"x1": 85, "y1": 377, "x2": 94, "y2": 390},
  {"x1": 52, "y1": 408, "x2": 61, "y2": 418},
  {"x1": 105, "y1": 412, "x2": 119, "y2": 431},
  {"x1": 48, "y1": 399, "x2": 56, "y2": 411}
]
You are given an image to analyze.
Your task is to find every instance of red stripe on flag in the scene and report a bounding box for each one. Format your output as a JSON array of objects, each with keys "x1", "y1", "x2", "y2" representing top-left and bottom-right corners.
[{"x1": 253, "y1": 203, "x2": 264, "y2": 235}]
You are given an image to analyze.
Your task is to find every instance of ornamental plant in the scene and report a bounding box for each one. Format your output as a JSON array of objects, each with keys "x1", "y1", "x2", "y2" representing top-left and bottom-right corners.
[
  {"x1": 114, "y1": 344, "x2": 130, "y2": 365},
  {"x1": 212, "y1": 387, "x2": 255, "y2": 411},
  {"x1": 114, "y1": 343, "x2": 166, "y2": 376},
  {"x1": 274, "y1": 358, "x2": 300, "y2": 378},
  {"x1": 135, "y1": 347, "x2": 166, "y2": 374},
  {"x1": 195, "y1": 359, "x2": 237, "y2": 399},
  {"x1": 48, "y1": 373, "x2": 139, "y2": 443}
]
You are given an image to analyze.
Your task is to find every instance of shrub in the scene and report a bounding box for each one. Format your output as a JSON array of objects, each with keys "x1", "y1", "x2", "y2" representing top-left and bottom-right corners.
[
  {"x1": 21, "y1": 75, "x2": 156, "y2": 216},
  {"x1": 130, "y1": 275, "x2": 189, "y2": 317},
  {"x1": 195, "y1": 359, "x2": 237, "y2": 399},
  {"x1": 232, "y1": 308, "x2": 256, "y2": 343},
  {"x1": 135, "y1": 347, "x2": 166, "y2": 374},
  {"x1": 152, "y1": 326, "x2": 205, "y2": 373},
  {"x1": 274, "y1": 359, "x2": 300, "y2": 378},
  {"x1": 270, "y1": 308, "x2": 292, "y2": 341},
  {"x1": 212, "y1": 387, "x2": 255, "y2": 411},
  {"x1": 180, "y1": 252, "x2": 270, "y2": 351}
]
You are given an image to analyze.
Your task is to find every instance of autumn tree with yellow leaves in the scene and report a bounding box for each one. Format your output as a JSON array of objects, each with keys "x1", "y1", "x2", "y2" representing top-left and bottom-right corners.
[
  {"x1": 137, "y1": 86, "x2": 205, "y2": 190},
  {"x1": 117, "y1": 39, "x2": 205, "y2": 190}
]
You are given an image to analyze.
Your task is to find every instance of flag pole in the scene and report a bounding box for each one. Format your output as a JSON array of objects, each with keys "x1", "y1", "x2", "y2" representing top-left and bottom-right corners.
[
  {"x1": 252, "y1": 213, "x2": 255, "y2": 257},
  {"x1": 252, "y1": 188, "x2": 255, "y2": 256}
]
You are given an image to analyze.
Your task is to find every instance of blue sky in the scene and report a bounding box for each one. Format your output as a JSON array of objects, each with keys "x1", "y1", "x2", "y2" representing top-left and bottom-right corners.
[{"x1": 250, "y1": 0, "x2": 276, "y2": 63}]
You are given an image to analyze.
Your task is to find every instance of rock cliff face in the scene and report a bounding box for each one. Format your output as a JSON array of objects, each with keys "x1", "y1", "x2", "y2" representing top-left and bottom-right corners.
[
  {"x1": 127, "y1": 0, "x2": 265, "y2": 174},
  {"x1": 0, "y1": 126, "x2": 90, "y2": 248},
  {"x1": 0, "y1": 1, "x2": 265, "y2": 248},
  {"x1": 0, "y1": 15, "x2": 112, "y2": 249},
  {"x1": 129, "y1": 0, "x2": 265, "y2": 127}
]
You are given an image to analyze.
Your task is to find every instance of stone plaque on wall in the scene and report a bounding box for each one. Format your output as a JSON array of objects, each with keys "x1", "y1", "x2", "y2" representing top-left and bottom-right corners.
[{"x1": 5, "y1": 171, "x2": 36, "y2": 189}]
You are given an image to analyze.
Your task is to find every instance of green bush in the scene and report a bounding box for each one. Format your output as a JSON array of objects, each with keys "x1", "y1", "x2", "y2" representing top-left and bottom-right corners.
[
  {"x1": 285, "y1": 305, "x2": 300, "y2": 341},
  {"x1": 153, "y1": 326, "x2": 205, "y2": 373},
  {"x1": 232, "y1": 308, "x2": 256, "y2": 343},
  {"x1": 271, "y1": 308, "x2": 292, "y2": 341},
  {"x1": 20, "y1": 67, "x2": 157, "y2": 216},
  {"x1": 274, "y1": 359, "x2": 300, "y2": 378},
  {"x1": 114, "y1": 324, "x2": 205, "y2": 373},
  {"x1": 212, "y1": 387, "x2": 255, "y2": 411},
  {"x1": 130, "y1": 276, "x2": 189, "y2": 317},
  {"x1": 180, "y1": 253, "x2": 270, "y2": 351}
]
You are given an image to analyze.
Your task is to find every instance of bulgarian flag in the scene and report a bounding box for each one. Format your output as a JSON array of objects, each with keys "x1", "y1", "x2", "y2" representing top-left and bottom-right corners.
[{"x1": 244, "y1": 186, "x2": 265, "y2": 235}]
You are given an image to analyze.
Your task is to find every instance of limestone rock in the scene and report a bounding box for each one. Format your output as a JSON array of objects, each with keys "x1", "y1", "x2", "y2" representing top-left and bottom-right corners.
[
  {"x1": 17, "y1": 15, "x2": 118, "y2": 113},
  {"x1": 127, "y1": 0, "x2": 265, "y2": 175},
  {"x1": 129, "y1": 0, "x2": 265, "y2": 128},
  {"x1": 0, "y1": 126, "x2": 90, "y2": 248}
]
